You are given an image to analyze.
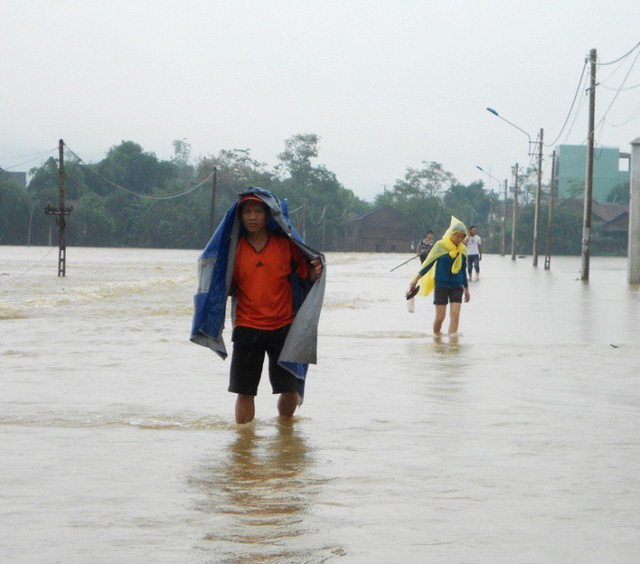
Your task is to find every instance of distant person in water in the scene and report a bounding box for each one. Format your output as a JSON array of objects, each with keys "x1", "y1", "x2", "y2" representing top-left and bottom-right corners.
[
  {"x1": 465, "y1": 225, "x2": 482, "y2": 280},
  {"x1": 416, "y1": 230, "x2": 434, "y2": 263},
  {"x1": 407, "y1": 217, "x2": 470, "y2": 335}
]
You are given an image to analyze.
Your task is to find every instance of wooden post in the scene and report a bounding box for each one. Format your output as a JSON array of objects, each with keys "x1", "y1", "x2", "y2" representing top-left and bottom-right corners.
[{"x1": 511, "y1": 163, "x2": 519, "y2": 260}]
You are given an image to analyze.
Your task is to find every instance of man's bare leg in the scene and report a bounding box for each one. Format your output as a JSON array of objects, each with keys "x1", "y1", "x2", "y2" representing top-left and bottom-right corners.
[
  {"x1": 235, "y1": 394, "x2": 255, "y2": 424},
  {"x1": 278, "y1": 392, "x2": 299, "y2": 418},
  {"x1": 433, "y1": 304, "x2": 447, "y2": 334},
  {"x1": 448, "y1": 302, "x2": 462, "y2": 334}
]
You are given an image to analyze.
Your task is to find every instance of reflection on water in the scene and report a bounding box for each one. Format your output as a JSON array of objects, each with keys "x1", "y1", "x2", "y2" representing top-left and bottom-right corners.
[{"x1": 190, "y1": 421, "x2": 338, "y2": 563}]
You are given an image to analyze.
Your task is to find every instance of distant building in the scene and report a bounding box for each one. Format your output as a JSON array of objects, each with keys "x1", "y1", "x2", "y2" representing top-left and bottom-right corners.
[
  {"x1": 341, "y1": 205, "x2": 412, "y2": 252},
  {"x1": 556, "y1": 144, "x2": 630, "y2": 203},
  {"x1": 559, "y1": 198, "x2": 629, "y2": 250}
]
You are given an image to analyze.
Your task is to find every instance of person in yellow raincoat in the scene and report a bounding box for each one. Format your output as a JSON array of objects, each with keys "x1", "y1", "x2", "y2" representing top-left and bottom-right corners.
[{"x1": 406, "y1": 217, "x2": 471, "y2": 335}]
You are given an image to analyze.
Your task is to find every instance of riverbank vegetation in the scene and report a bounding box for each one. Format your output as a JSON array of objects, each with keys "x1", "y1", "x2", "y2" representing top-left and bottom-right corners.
[{"x1": 0, "y1": 135, "x2": 627, "y2": 256}]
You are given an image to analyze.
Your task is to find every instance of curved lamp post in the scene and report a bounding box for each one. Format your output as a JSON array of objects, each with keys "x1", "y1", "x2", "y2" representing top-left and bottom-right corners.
[{"x1": 486, "y1": 107, "x2": 544, "y2": 266}]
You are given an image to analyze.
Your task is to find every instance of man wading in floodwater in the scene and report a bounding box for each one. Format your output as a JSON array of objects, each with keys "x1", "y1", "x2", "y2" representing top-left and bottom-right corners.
[
  {"x1": 190, "y1": 188, "x2": 325, "y2": 424},
  {"x1": 416, "y1": 230, "x2": 434, "y2": 264},
  {"x1": 406, "y1": 216, "x2": 470, "y2": 336}
]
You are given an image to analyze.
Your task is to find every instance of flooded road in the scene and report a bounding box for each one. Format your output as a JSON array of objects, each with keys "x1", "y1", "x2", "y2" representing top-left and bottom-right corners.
[{"x1": 1, "y1": 247, "x2": 639, "y2": 563}]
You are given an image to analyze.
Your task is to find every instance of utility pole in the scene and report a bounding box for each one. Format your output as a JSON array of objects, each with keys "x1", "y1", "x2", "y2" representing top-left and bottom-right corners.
[
  {"x1": 487, "y1": 196, "x2": 493, "y2": 245},
  {"x1": 27, "y1": 210, "x2": 34, "y2": 246},
  {"x1": 581, "y1": 48, "x2": 597, "y2": 281},
  {"x1": 321, "y1": 206, "x2": 327, "y2": 249},
  {"x1": 301, "y1": 203, "x2": 307, "y2": 241},
  {"x1": 532, "y1": 128, "x2": 544, "y2": 266},
  {"x1": 208, "y1": 166, "x2": 217, "y2": 238},
  {"x1": 511, "y1": 163, "x2": 519, "y2": 260},
  {"x1": 500, "y1": 179, "x2": 507, "y2": 256},
  {"x1": 544, "y1": 150, "x2": 557, "y2": 270},
  {"x1": 44, "y1": 139, "x2": 72, "y2": 276}
]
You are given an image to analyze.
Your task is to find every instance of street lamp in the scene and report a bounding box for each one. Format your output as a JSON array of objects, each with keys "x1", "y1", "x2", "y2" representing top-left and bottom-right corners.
[
  {"x1": 477, "y1": 165, "x2": 507, "y2": 256},
  {"x1": 486, "y1": 107, "x2": 544, "y2": 266}
]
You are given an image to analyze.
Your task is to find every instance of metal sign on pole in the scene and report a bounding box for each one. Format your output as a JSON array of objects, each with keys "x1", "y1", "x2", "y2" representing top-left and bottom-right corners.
[{"x1": 44, "y1": 139, "x2": 72, "y2": 276}]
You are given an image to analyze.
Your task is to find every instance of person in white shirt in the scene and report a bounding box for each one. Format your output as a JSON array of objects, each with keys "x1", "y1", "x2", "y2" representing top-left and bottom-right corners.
[{"x1": 465, "y1": 226, "x2": 482, "y2": 280}]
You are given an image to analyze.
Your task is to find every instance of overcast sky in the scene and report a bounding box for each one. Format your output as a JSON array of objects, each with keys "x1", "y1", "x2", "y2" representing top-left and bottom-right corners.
[{"x1": 2, "y1": 0, "x2": 639, "y2": 201}]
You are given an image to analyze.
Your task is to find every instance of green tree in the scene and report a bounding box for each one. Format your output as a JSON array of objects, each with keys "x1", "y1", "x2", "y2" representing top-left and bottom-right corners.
[
  {"x1": 68, "y1": 192, "x2": 116, "y2": 246},
  {"x1": 443, "y1": 181, "x2": 492, "y2": 227},
  {"x1": 276, "y1": 134, "x2": 320, "y2": 185},
  {"x1": 513, "y1": 203, "x2": 582, "y2": 256},
  {"x1": 607, "y1": 181, "x2": 630, "y2": 204},
  {"x1": 275, "y1": 134, "x2": 369, "y2": 250},
  {"x1": 25, "y1": 157, "x2": 59, "y2": 245},
  {"x1": 567, "y1": 179, "x2": 584, "y2": 199},
  {"x1": 389, "y1": 161, "x2": 455, "y2": 200},
  {"x1": 0, "y1": 171, "x2": 32, "y2": 244}
]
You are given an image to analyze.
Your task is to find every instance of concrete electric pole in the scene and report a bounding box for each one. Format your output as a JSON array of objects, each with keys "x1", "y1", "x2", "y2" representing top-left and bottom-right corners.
[
  {"x1": 44, "y1": 139, "x2": 72, "y2": 276},
  {"x1": 532, "y1": 128, "x2": 544, "y2": 267},
  {"x1": 544, "y1": 150, "x2": 557, "y2": 270},
  {"x1": 581, "y1": 48, "x2": 597, "y2": 281},
  {"x1": 511, "y1": 163, "x2": 519, "y2": 260}
]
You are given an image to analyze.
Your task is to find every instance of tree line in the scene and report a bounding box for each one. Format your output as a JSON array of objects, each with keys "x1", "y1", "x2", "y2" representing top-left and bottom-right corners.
[{"x1": 0, "y1": 134, "x2": 625, "y2": 255}]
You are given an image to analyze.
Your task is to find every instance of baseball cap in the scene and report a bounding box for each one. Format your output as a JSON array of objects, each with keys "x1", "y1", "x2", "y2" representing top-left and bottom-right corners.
[{"x1": 239, "y1": 194, "x2": 264, "y2": 206}]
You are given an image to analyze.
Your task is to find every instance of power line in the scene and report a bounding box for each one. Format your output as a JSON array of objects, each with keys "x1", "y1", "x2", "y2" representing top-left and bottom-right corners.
[
  {"x1": 329, "y1": 207, "x2": 349, "y2": 222},
  {"x1": 598, "y1": 40, "x2": 640, "y2": 66},
  {"x1": 310, "y1": 207, "x2": 326, "y2": 226},
  {"x1": 591, "y1": 47, "x2": 640, "y2": 137},
  {"x1": 599, "y1": 81, "x2": 640, "y2": 91},
  {"x1": 64, "y1": 144, "x2": 215, "y2": 200},
  {"x1": 603, "y1": 95, "x2": 640, "y2": 127},
  {"x1": 0, "y1": 148, "x2": 57, "y2": 171},
  {"x1": 559, "y1": 47, "x2": 640, "y2": 147},
  {"x1": 545, "y1": 59, "x2": 588, "y2": 147},
  {"x1": 0, "y1": 147, "x2": 57, "y2": 161},
  {"x1": 563, "y1": 83, "x2": 589, "y2": 143},
  {"x1": 11, "y1": 247, "x2": 57, "y2": 279},
  {"x1": 597, "y1": 53, "x2": 635, "y2": 88}
]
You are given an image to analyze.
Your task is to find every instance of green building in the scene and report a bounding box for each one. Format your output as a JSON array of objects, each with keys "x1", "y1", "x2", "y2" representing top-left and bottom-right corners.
[{"x1": 556, "y1": 144, "x2": 629, "y2": 203}]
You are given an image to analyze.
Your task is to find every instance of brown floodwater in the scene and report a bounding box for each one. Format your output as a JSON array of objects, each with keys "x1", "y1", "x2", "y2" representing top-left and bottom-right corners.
[{"x1": 1, "y1": 246, "x2": 639, "y2": 563}]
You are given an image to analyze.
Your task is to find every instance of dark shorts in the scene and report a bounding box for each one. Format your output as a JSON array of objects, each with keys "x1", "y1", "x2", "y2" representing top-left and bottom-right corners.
[
  {"x1": 229, "y1": 324, "x2": 302, "y2": 396},
  {"x1": 468, "y1": 254, "x2": 480, "y2": 273},
  {"x1": 433, "y1": 285, "x2": 464, "y2": 305}
]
